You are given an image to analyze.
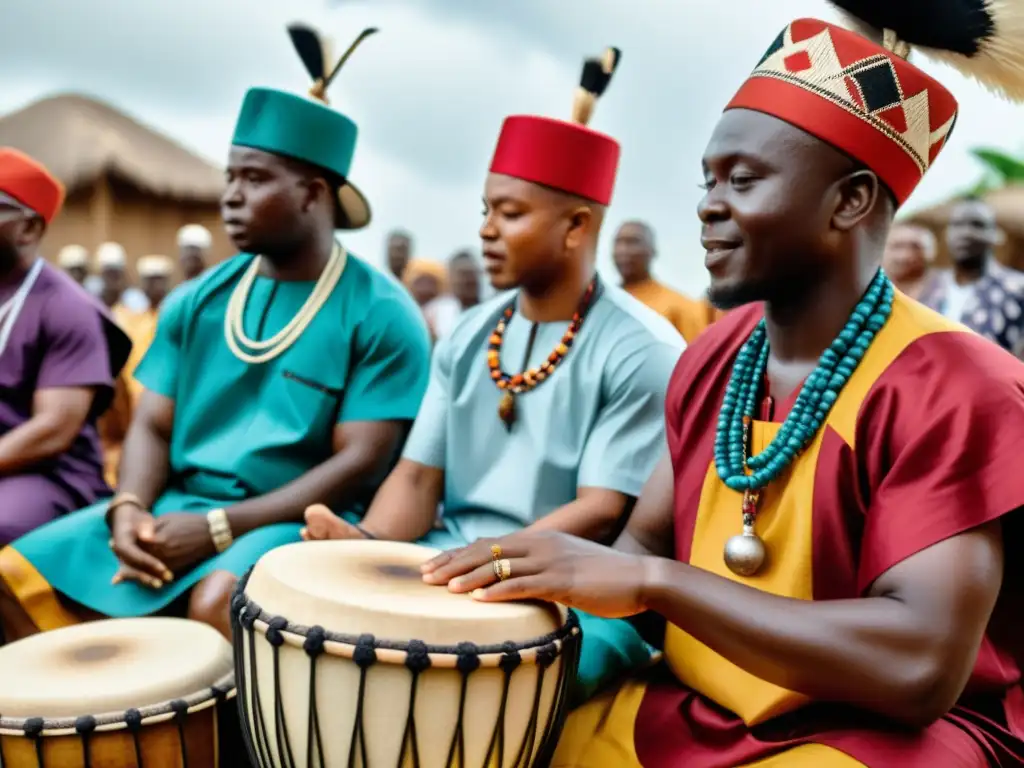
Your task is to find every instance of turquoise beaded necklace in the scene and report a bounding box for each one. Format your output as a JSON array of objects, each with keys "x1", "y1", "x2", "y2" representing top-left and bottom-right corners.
[{"x1": 715, "y1": 269, "x2": 894, "y2": 576}]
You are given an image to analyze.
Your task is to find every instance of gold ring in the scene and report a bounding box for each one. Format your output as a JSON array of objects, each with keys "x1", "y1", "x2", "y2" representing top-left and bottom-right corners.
[
  {"x1": 498, "y1": 558, "x2": 512, "y2": 581},
  {"x1": 490, "y1": 544, "x2": 502, "y2": 561},
  {"x1": 492, "y1": 559, "x2": 503, "y2": 580}
]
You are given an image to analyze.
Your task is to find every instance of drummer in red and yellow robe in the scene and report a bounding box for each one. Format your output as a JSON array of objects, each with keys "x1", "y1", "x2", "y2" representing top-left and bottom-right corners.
[{"x1": 419, "y1": 7, "x2": 1024, "y2": 766}]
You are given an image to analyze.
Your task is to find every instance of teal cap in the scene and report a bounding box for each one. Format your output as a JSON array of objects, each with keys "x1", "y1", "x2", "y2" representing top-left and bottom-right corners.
[{"x1": 228, "y1": 24, "x2": 378, "y2": 230}]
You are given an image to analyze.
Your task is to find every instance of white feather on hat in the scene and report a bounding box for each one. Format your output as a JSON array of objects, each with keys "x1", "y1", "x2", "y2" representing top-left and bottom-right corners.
[
  {"x1": 137, "y1": 255, "x2": 173, "y2": 278},
  {"x1": 95, "y1": 242, "x2": 127, "y2": 270},
  {"x1": 57, "y1": 244, "x2": 89, "y2": 269},
  {"x1": 177, "y1": 224, "x2": 212, "y2": 249}
]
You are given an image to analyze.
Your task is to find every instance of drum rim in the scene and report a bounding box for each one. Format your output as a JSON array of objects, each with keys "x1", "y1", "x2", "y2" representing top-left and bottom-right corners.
[
  {"x1": 232, "y1": 570, "x2": 581, "y2": 667},
  {"x1": 0, "y1": 672, "x2": 236, "y2": 738}
]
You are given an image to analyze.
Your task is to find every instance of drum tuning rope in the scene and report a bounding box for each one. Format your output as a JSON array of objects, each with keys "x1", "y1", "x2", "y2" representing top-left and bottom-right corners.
[{"x1": 230, "y1": 568, "x2": 582, "y2": 767}]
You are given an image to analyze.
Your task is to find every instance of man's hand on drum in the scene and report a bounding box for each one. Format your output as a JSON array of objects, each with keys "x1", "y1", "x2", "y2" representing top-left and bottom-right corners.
[
  {"x1": 109, "y1": 505, "x2": 173, "y2": 589},
  {"x1": 421, "y1": 531, "x2": 652, "y2": 619}
]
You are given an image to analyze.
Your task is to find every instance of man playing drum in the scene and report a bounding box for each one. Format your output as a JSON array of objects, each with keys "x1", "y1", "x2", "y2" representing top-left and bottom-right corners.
[
  {"x1": 0, "y1": 25, "x2": 431, "y2": 643},
  {"x1": 304, "y1": 47, "x2": 684, "y2": 700},
  {"x1": 418, "y1": 3, "x2": 1024, "y2": 766}
]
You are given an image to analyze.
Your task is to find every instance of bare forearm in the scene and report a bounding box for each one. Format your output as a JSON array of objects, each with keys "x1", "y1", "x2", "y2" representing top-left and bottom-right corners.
[
  {"x1": 227, "y1": 449, "x2": 385, "y2": 537},
  {"x1": 528, "y1": 494, "x2": 627, "y2": 542},
  {"x1": 0, "y1": 415, "x2": 79, "y2": 473},
  {"x1": 359, "y1": 462, "x2": 442, "y2": 541},
  {"x1": 642, "y1": 560, "x2": 960, "y2": 726},
  {"x1": 116, "y1": 418, "x2": 171, "y2": 507}
]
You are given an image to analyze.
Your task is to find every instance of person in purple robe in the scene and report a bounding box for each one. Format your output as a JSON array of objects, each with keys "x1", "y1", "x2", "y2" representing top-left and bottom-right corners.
[{"x1": 0, "y1": 148, "x2": 130, "y2": 546}]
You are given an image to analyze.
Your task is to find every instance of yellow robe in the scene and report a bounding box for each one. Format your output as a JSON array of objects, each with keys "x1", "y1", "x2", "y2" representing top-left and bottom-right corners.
[
  {"x1": 97, "y1": 306, "x2": 159, "y2": 485},
  {"x1": 624, "y1": 278, "x2": 721, "y2": 343}
]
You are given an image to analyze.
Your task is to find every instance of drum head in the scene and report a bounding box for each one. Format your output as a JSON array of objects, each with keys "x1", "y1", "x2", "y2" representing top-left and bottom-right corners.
[
  {"x1": 0, "y1": 618, "x2": 233, "y2": 718},
  {"x1": 245, "y1": 540, "x2": 566, "y2": 646}
]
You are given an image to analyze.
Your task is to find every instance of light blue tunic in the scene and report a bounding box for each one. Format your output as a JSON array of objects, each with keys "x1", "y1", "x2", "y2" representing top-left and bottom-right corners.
[
  {"x1": 12, "y1": 251, "x2": 432, "y2": 618},
  {"x1": 403, "y1": 281, "x2": 685, "y2": 701}
]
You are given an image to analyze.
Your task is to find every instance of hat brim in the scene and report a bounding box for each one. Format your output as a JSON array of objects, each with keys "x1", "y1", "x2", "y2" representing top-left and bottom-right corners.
[{"x1": 336, "y1": 180, "x2": 371, "y2": 230}]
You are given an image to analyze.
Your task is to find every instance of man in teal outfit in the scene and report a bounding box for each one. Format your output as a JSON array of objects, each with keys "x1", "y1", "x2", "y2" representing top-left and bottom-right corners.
[
  {"x1": 304, "y1": 47, "x2": 684, "y2": 702},
  {"x1": 0, "y1": 24, "x2": 431, "y2": 642}
]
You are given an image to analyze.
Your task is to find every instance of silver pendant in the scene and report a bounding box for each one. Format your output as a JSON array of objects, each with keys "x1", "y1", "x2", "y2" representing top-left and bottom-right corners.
[{"x1": 724, "y1": 522, "x2": 766, "y2": 577}]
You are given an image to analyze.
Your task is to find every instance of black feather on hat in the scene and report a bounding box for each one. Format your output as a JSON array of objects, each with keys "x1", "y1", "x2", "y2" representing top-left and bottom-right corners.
[
  {"x1": 287, "y1": 23, "x2": 379, "y2": 105},
  {"x1": 829, "y1": 0, "x2": 1024, "y2": 99},
  {"x1": 571, "y1": 47, "x2": 622, "y2": 125}
]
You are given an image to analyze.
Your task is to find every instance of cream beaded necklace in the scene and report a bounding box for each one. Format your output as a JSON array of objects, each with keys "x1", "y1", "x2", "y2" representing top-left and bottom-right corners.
[{"x1": 224, "y1": 241, "x2": 347, "y2": 364}]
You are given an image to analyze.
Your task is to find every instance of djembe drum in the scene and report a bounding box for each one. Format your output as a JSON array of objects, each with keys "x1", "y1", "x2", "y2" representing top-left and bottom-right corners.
[
  {"x1": 232, "y1": 540, "x2": 581, "y2": 768},
  {"x1": 0, "y1": 617, "x2": 238, "y2": 767}
]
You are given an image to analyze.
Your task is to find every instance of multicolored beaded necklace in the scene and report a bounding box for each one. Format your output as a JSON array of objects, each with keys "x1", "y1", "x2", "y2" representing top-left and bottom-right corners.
[
  {"x1": 488, "y1": 276, "x2": 598, "y2": 430},
  {"x1": 714, "y1": 269, "x2": 894, "y2": 576}
]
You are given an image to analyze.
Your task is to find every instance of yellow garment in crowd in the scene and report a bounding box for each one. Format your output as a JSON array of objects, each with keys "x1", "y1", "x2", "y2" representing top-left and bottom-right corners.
[
  {"x1": 624, "y1": 278, "x2": 721, "y2": 343},
  {"x1": 97, "y1": 305, "x2": 159, "y2": 485}
]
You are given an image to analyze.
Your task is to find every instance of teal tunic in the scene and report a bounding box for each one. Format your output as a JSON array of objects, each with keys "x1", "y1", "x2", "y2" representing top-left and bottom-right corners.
[
  {"x1": 404, "y1": 283, "x2": 686, "y2": 702},
  {"x1": 11, "y1": 252, "x2": 431, "y2": 617}
]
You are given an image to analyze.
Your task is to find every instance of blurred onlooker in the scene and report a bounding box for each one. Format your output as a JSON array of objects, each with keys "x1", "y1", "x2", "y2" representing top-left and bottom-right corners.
[
  {"x1": 920, "y1": 197, "x2": 1024, "y2": 357},
  {"x1": 56, "y1": 244, "x2": 90, "y2": 286},
  {"x1": 613, "y1": 220, "x2": 719, "y2": 343},
  {"x1": 116, "y1": 255, "x2": 173, "y2": 403},
  {"x1": 101, "y1": 255, "x2": 174, "y2": 485},
  {"x1": 404, "y1": 258, "x2": 447, "y2": 307},
  {"x1": 427, "y1": 250, "x2": 483, "y2": 340},
  {"x1": 177, "y1": 223, "x2": 211, "y2": 281},
  {"x1": 386, "y1": 229, "x2": 412, "y2": 281},
  {"x1": 882, "y1": 222, "x2": 936, "y2": 300},
  {"x1": 95, "y1": 242, "x2": 148, "y2": 312},
  {"x1": 403, "y1": 258, "x2": 449, "y2": 340},
  {"x1": 449, "y1": 250, "x2": 482, "y2": 310}
]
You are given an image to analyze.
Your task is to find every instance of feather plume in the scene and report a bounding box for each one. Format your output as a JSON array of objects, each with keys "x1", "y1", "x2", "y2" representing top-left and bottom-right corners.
[
  {"x1": 323, "y1": 27, "x2": 379, "y2": 88},
  {"x1": 288, "y1": 24, "x2": 328, "y2": 81},
  {"x1": 287, "y1": 24, "x2": 378, "y2": 104},
  {"x1": 829, "y1": 0, "x2": 1024, "y2": 101},
  {"x1": 571, "y1": 45, "x2": 622, "y2": 125}
]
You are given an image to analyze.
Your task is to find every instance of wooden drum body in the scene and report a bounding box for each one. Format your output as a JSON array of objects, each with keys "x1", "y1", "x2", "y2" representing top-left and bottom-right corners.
[
  {"x1": 232, "y1": 540, "x2": 581, "y2": 768},
  {"x1": 0, "y1": 618, "x2": 238, "y2": 767}
]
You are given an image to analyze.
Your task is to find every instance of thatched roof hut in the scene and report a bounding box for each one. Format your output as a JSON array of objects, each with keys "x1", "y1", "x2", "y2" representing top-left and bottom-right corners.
[
  {"x1": 902, "y1": 187, "x2": 1024, "y2": 269},
  {"x1": 0, "y1": 93, "x2": 232, "y2": 278}
]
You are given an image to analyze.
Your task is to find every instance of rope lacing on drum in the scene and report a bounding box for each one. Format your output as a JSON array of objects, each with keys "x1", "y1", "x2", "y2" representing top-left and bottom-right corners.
[
  {"x1": 348, "y1": 633, "x2": 375, "y2": 768},
  {"x1": 266, "y1": 615, "x2": 297, "y2": 768},
  {"x1": 23, "y1": 717, "x2": 44, "y2": 767},
  {"x1": 443, "y1": 642, "x2": 481, "y2": 767},
  {"x1": 75, "y1": 715, "x2": 97, "y2": 768},
  {"x1": 170, "y1": 700, "x2": 191, "y2": 768},
  {"x1": 125, "y1": 707, "x2": 145, "y2": 766},
  {"x1": 303, "y1": 625, "x2": 328, "y2": 768},
  {"x1": 230, "y1": 567, "x2": 583, "y2": 768}
]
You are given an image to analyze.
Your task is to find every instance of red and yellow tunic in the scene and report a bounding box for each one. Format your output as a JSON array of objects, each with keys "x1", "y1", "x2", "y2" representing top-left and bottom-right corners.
[{"x1": 553, "y1": 293, "x2": 1024, "y2": 767}]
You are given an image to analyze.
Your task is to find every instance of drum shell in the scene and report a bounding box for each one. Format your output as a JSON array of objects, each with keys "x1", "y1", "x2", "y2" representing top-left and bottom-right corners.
[
  {"x1": 236, "y1": 626, "x2": 575, "y2": 768},
  {"x1": 232, "y1": 540, "x2": 581, "y2": 768},
  {"x1": 0, "y1": 618, "x2": 242, "y2": 768}
]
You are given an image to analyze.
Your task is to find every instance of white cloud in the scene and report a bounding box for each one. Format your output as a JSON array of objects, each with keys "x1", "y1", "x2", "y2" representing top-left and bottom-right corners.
[{"x1": 1, "y1": 0, "x2": 1021, "y2": 294}]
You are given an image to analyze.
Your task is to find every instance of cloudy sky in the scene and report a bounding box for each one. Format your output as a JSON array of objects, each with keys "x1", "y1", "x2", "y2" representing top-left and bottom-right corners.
[{"x1": 3, "y1": 0, "x2": 1022, "y2": 294}]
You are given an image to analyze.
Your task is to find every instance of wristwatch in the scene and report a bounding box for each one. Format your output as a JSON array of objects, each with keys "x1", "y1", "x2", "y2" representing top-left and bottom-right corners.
[{"x1": 207, "y1": 508, "x2": 234, "y2": 553}]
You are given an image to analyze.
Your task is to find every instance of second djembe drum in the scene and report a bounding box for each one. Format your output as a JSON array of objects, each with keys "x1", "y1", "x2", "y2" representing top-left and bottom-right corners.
[
  {"x1": 232, "y1": 540, "x2": 581, "y2": 768},
  {"x1": 0, "y1": 617, "x2": 238, "y2": 766}
]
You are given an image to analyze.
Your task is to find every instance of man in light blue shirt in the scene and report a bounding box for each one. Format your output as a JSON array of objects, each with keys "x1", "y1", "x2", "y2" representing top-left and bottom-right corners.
[{"x1": 304, "y1": 47, "x2": 684, "y2": 703}]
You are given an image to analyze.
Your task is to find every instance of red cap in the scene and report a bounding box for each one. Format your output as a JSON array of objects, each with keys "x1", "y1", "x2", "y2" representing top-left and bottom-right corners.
[
  {"x1": 726, "y1": 19, "x2": 958, "y2": 206},
  {"x1": 488, "y1": 115, "x2": 620, "y2": 205},
  {"x1": 0, "y1": 148, "x2": 65, "y2": 223}
]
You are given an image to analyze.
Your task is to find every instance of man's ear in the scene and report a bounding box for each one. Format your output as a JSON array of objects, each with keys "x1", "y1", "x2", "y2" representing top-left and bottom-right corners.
[
  {"x1": 564, "y1": 206, "x2": 595, "y2": 252},
  {"x1": 832, "y1": 169, "x2": 880, "y2": 233}
]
